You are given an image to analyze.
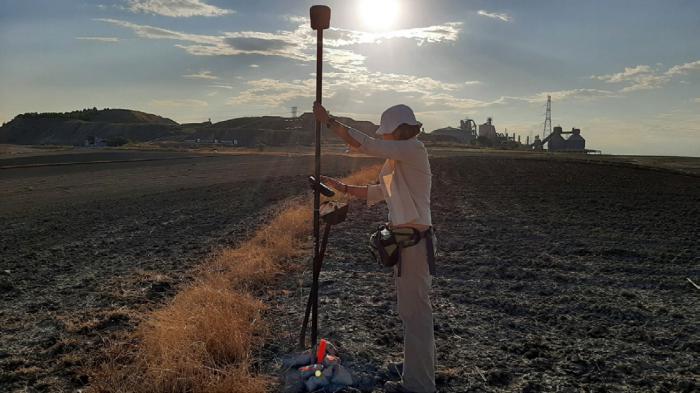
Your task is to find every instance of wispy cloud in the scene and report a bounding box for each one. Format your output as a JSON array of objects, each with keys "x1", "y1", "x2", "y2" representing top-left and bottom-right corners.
[
  {"x1": 423, "y1": 94, "x2": 507, "y2": 111},
  {"x1": 477, "y1": 10, "x2": 512, "y2": 23},
  {"x1": 592, "y1": 64, "x2": 667, "y2": 92},
  {"x1": 97, "y1": 18, "x2": 219, "y2": 42},
  {"x1": 229, "y1": 79, "x2": 316, "y2": 107},
  {"x1": 666, "y1": 59, "x2": 700, "y2": 76},
  {"x1": 98, "y1": 18, "x2": 461, "y2": 64},
  {"x1": 183, "y1": 70, "x2": 218, "y2": 80},
  {"x1": 593, "y1": 65, "x2": 653, "y2": 83},
  {"x1": 126, "y1": 0, "x2": 233, "y2": 18},
  {"x1": 324, "y1": 22, "x2": 462, "y2": 47},
  {"x1": 150, "y1": 99, "x2": 209, "y2": 108},
  {"x1": 591, "y1": 59, "x2": 700, "y2": 92},
  {"x1": 208, "y1": 84, "x2": 234, "y2": 89},
  {"x1": 75, "y1": 36, "x2": 119, "y2": 42},
  {"x1": 521, "y1": 88, "x2": 619, "y2": 103},
  {"x1": 180, "y1": 20, "x2": 461, "y2": 63},
  {"x1": 249, "y1": 64, "x2": 260, "y2": 68}
]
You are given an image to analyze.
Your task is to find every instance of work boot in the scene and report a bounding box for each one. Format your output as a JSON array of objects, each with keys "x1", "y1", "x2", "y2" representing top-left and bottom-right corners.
[
  {"x1": 387, "y1": 362, "x2": 404, "y2": 378},
  {"x1": 384, "y1": 380, "x2": 429, "y2": 393}
]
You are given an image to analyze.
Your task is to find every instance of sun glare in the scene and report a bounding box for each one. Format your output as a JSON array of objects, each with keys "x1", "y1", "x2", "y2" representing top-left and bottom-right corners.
[{"x1": 358, "y1": 0, "x2": 400, "y2": 31}]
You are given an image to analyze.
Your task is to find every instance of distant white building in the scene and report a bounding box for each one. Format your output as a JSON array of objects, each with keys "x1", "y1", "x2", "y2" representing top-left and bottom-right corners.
[{"x1": 478, "y1": 118, "x2": 497, "y2": 141}]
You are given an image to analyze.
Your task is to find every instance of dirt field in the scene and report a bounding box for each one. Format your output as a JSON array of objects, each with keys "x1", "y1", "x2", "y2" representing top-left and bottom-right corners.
[
  {"x1": 1, "y1": 149, "x2": 698, "y2": 392},
  {"x1": 263, "y1": 155, "x2": 699, "y2": 392},
  {"x1": 0, "y1": 149, "x2": 378, "y2": 392}
]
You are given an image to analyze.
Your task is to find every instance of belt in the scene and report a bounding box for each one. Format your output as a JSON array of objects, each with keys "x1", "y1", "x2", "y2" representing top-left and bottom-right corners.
[{"x1": 397, "y1": 227, "x2": 436, "y2": 277}]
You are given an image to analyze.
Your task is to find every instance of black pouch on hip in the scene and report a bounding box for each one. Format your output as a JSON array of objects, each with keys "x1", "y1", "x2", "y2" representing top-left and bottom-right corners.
[{"x1": 368, "y1": 225, "x2": 420, "y2": 273}]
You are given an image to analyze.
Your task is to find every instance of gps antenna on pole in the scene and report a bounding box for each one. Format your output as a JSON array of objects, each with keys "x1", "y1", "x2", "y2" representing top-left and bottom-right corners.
[{"x1": 306, "y1": 4, "x2": 330, "y2": 349}]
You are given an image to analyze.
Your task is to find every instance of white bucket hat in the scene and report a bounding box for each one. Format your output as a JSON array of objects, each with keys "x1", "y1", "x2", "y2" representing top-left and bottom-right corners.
[{"x1": 375, "y1": 104, "x2": 422, "y2": 135}]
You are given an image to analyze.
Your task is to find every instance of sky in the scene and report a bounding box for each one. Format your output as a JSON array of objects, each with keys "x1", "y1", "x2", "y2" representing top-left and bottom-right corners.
[{"x1": 1, "y1": 0, "x2": 699, "y2": 156}]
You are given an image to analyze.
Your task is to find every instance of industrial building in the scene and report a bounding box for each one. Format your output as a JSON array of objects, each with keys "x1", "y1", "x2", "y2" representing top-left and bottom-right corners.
[
  {"x1": 478, "y1": 118, "x2": 497, "y2": 141},
  {"x1": 429, "y1": 117, "x2": 521, "y2": 147},
  {"x1": 531, "y1": 95, "x2": 590, "y2": 152},
  {"x1": 532, "y1": 126, "x2": 586, "y2": 152}
]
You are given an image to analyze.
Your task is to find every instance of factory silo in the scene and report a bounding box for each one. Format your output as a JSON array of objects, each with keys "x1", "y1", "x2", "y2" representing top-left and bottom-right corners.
[
  {"x1": 547, "y1": 126, "x2": 566, "y2": 151},
  {"x1": 566, "y1": 128, "x2": 586, "y2": 151}
]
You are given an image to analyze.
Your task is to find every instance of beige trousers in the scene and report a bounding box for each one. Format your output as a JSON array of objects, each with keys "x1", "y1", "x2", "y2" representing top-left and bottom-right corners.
[{"x1": 394, "y1": 238, "x2": 436, "y2": 392}]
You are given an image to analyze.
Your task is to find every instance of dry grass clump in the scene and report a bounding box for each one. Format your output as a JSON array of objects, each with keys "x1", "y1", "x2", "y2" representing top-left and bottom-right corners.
[
  {"x1": 89, "y1": 165, "x2": 381, "y2": 393},
  {"x1": 138, "y1": 279, "x2": 265, "y2": 392},
  {"x1": 209, "y1": 199, "x2": 312, "y2": 288}
]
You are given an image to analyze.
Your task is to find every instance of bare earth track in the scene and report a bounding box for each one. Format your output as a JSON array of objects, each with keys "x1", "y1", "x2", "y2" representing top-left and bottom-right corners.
[{"x1": 1, "y1": 149, "x2": 698, "y2": 392}]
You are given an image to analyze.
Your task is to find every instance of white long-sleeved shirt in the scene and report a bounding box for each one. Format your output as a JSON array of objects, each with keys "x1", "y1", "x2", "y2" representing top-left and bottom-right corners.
[{"x1": 347, "y1": 128, "x2": 432, "y2": 226}]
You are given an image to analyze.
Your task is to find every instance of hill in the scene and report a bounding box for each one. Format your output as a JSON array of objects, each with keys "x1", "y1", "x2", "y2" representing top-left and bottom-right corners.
[
  {"x1": 0, "y1": 108, "x2": 180, "y2": 146},
  {"x1": 0, "y1": 108, "x2": 378, "y2": 146},
  {"x1": 184, "y1": 112, "x2": 378, "y2": 146}
]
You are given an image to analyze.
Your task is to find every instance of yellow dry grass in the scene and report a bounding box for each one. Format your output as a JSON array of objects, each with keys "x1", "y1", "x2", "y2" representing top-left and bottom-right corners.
[{"x1": 89, "y1": 164, "x2": 381, "y2": 393}]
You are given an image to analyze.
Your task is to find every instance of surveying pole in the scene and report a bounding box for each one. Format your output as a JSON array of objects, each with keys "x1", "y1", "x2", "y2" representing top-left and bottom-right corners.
[{"x1": 308, "y1": 4, "x2": 330, "y2": 349}]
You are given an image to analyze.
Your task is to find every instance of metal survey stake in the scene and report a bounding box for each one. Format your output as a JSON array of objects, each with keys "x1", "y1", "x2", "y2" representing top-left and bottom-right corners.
[{"x1": 303, "y1": 4, "x2": 331, "y2": 350}]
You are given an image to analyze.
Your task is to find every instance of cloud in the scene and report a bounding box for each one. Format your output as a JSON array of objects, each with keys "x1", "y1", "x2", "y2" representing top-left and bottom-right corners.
[
  {"x1": 230, "y1": 69, "x2": 479, "y2": 112},
  {"x1": 224, "y1": 36, "x2": 293, "y2": 52},
  {"x1": 418, "y1": 88, "x2": 617, "y2": 113},
  {"x1": 229, "y1": 79, "x2": 316, "y2": 107},
  {"x1": 477, "y1": 10, "x2": 512, "y2": 22},
  {"x1": 150, "y1": 99, "x2": 208, "y2": 108},
  {"x1": 520, "y1": 88, "x2": 619, "y2": 103},
  {"x1": 100, "y1": 17, "x2": 478, "y2": 112},
  {"x1": 208, "y1": 84, "x2": 234, "y2": 89},
  {"x1": 97, "y1": 18, "x2": 220, "y2": 42},
  {"x1": 464, "y1": 80, "x2": 482, "y2": 86},
  {"x1": 127, "y1": 0, "x2": 233, "y2": 17},
  {"x1": 591, "y1": 59, "x2": 700, "y2": 93},
  {"x1": 666, "y1": 59, "x2": 700, "y2": 76},
  {"x1": 324, "y1": 22, "x2": 462, "y2": 47},
  {"x1": 593, "y1": 65, "x2": 653, "y2": 83},
  {"x1": 249, "y1": 64, "x2": 259, "y2": 68},
  {"x1": 75, "y1": 36, "x2": 119, "y2": 42},
  {"x1": 422, "y1": 94, "x2": 507, "y2": 111},
  {"x1": 98, "y1": 18, "x2": 461, "y2": 66},
  {"x1": 592, "y1": 64, "x2": 667, "y2": 92},
  {"x1": 183, "y1": 70, "x2": 218, "y2": 80}
]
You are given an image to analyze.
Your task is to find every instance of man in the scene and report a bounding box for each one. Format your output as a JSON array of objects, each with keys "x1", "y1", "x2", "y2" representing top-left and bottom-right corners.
[{"x1": 313, "y1": 102, "x2": 437, "y2": 393}]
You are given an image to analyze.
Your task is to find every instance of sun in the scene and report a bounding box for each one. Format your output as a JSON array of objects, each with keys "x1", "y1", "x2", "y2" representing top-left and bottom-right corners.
[{"x1": 358, "y1": 0, "x2": 400, "y2": 31}]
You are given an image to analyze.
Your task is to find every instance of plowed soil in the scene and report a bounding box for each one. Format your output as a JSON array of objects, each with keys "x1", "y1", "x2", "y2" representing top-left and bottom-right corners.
[
  {"x1": 1, "y1": 150, "x2": 698, "y2": 392},
  {"x1": 0, "y1": 150, "x2": 378, "y2": 392},
  {"x1": 263, "y1": 155, "x2": 699, "y2": 392}
]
